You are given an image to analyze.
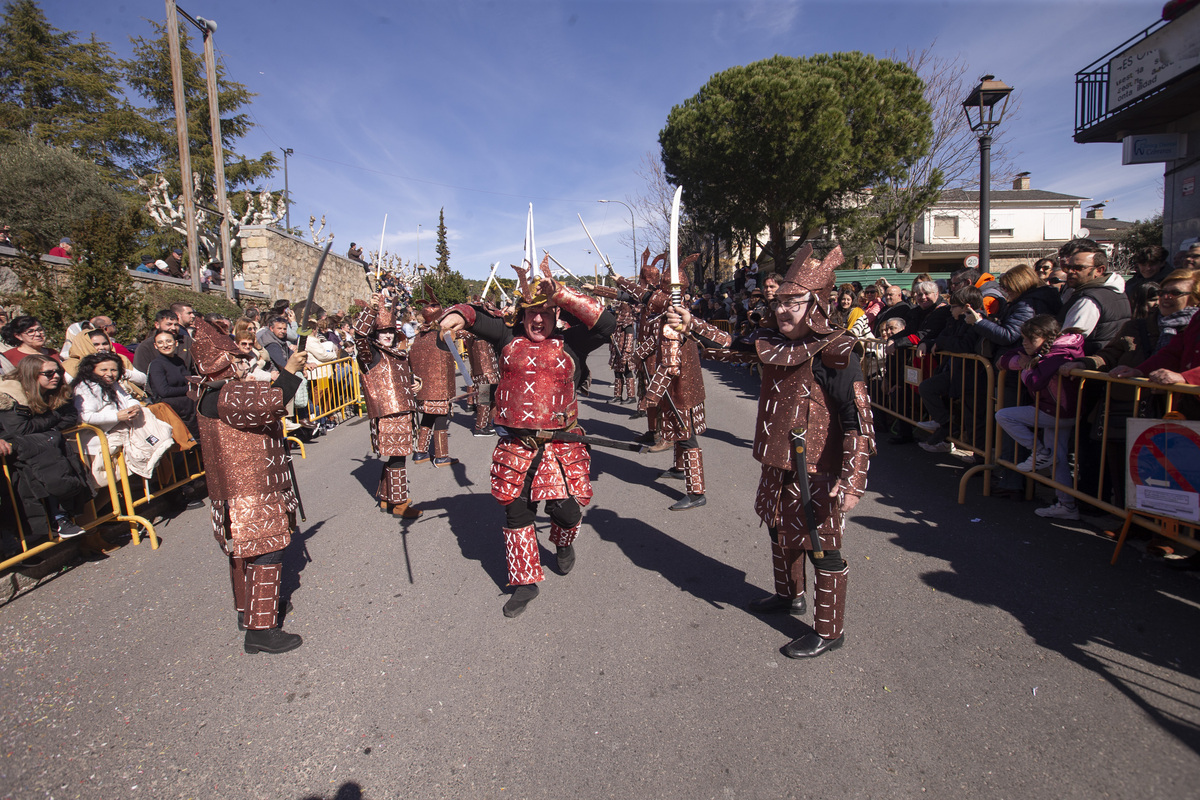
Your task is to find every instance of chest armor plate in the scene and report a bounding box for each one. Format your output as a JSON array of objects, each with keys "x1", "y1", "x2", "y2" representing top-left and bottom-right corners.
[
  {"x1": 468, "y1": 337, "x2": 501, "y2": 384},
  {"x1": 752, "y1": 337, "x2": 843, "y2": 473},
  {"x1": 408, "y1": 329, "x2": 456, "y2": 401},
  {"x1": 198, "y1": 382, "x2": 291, "y2": 502},
  {"x1": 363, "y1": 353, "x2": 415, "y2": 418},
  {"x1": 494, "y1": 337, "x2": 577, "y2": 430}
]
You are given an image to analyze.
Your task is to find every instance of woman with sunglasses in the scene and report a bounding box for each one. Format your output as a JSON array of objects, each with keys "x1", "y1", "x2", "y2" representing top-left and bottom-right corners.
[
  {"x1": 0, "y1": 355, "x2": 93, "y2": 538},
  {"x1": 1, "y1": 316, "x2": 61, "y2": 368}
]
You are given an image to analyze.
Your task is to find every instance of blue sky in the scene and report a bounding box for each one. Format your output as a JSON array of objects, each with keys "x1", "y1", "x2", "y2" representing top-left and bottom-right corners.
[{"x1": 48, "y1": 0, "x2": 1167, "y2": 280}]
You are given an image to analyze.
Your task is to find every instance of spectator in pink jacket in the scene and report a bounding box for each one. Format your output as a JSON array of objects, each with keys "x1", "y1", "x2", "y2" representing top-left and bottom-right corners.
[{"x1": 995, "y1": 315, "x2": 1085, "y2": 520}]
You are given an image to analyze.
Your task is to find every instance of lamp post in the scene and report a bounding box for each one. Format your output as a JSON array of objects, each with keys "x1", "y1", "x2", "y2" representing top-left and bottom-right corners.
[
  {"x1": 281, "y1": 148, "x2": 293, "y2": 232},
  {"x1": 962, "y1": 75, "x2": 1013, "y2": 275},
  {"x1": 597, "y1": 199, "x2": 636, "y2": 271},
  {"x1": 416, "y1": 223, "x2": 421, "y2": 269}
]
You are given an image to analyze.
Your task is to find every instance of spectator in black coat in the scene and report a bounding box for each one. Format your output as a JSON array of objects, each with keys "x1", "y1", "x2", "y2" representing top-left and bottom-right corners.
[{"x1": 147, "y1": 331, "x2": 197, "y2": 437}]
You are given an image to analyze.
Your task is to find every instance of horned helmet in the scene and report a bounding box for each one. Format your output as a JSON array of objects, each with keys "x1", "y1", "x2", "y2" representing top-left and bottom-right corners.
[
  {"x1": 191, "y1": 317, "x2": 244, "y2": 380},
  {"x1": 775, "y1": 243, "x2": 845, "y2": 335}
]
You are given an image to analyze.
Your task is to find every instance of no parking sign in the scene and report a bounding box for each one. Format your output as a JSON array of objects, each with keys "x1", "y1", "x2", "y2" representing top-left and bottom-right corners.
[{"x1": 1126, "y1": 419, "x2": 1200, "y2": 523}]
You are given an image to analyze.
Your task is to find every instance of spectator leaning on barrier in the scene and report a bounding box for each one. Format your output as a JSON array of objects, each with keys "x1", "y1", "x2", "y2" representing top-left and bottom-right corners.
[
  {"x1": 917, "y1": 286, "x2": 985, "y2": 455},
  {"x1": 964, "y1": 263, "x2": 1062, "y2": 364},
  {"x1": 995, "y1": 315, "x2": 1086, "y2": 521},
  {"x1": 0, "y1": 355, "x2": 93, "y2": 538},
  {"x1": 1110, "y1": 272, "x2": 1200, "y2": 388},
  {"x1": 1057, "y1": 239, "x2": 1131, "y2": 355}
]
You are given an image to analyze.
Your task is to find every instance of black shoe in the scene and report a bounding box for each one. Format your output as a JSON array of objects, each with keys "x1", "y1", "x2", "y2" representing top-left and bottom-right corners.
[
  {"x1": 630, "y1": 410, "x2": 647, "y2": 419},
  {"x1": 658, "y1": 467, "x2": 685, "y2": 481},
  {"x1": 433, "y1": 456, "x2": 459, "y2": 468},
  {"x1": 748, "y1": 593, "x2": 807, "y2": 615},
  {"x1": 243, "y1": 627, "x2": 303, "y2": 654},
  {"x1": 412, "y1": 451, "x2": 431, "y2": 464},
  {"x1": 782, "y1": 632, "x2": 844, "y2": 659},
  {"x1": 473, "y1": 427, "x2": 496, "y2": 437},
  {"x1": 669, "y1": 493, "x2": 707, "y2": 511},
  {"x1": 502, "y1": 584, "x2": 539, "y2": 618},
  {"x1": 556, "y1": 545, "x2": 575, "y2": 575}
]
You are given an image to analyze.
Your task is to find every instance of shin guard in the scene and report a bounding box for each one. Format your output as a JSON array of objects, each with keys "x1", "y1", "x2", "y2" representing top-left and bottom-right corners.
[
  {"x1": 246, "y1": 562, "x2": 283, "y2": 630},
  {"x1": 813, "y1": 566, "x2": 848, "y2": 640},
  {"x1": 230, "y1": 556, "x2": 247, "y2": 614},
  {"x1": 416, "y1": 426, "x2": 433, "y2": 454},
  {"x1": 549, "y1": 522, "x2": 580, "y2": 548},
  {"x1": 377, "y1": 464, "x2": 409, "y2": 505},
  {"x1": 771, "y1": 542, "x2": 806, "y2": 600},
  {"x1": 503, "y1": 525, "x2": 545, "y2": 585},
  {"x1": 432, "y1": 429, "x2": 450, "y2": 458},
  {"x1": 683, "y1": 448, "x2": 705, "y2": 496}
]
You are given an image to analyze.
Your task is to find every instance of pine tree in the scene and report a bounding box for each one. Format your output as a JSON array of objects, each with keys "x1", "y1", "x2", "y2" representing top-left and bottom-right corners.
[
  {"x1": 0, "y1": 0, "x2": 152, "y2": 187},
  {"x1": 435, "y1": 207, "x2": 451, "y2": 275}
]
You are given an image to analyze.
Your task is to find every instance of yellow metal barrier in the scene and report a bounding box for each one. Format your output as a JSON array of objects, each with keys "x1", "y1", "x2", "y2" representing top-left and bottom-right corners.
[
  {"x1": 116, "y1": 441, "x2": 204, "y2": 546},
  {"x1": 305, "y1": 355, "x2": 362, "y2": 424},
  {"x1": 1, "y1": 424, "x2": 153, "y2": 572}
]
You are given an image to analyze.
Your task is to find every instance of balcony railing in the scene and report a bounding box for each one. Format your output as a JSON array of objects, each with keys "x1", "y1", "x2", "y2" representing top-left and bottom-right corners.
[{"x1": 1075, "y1": 16, "x2": 1169, "y2": 136}]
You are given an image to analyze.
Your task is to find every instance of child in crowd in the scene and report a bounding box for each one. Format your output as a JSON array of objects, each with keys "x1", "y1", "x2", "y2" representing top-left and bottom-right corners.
[{"x1": 994, "y1": 315, "x2": 1085, "y2": 520}]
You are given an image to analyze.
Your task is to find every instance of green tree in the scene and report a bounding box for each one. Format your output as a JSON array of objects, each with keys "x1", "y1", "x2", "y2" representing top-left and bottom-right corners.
[
  {"x1": 659, "y1": 53, "x2": 936, "y2": 272},
  {"x1": 435, "y1": 207, "x2": 450, "y2": 274},
  {"x1": 121, "y1": 19, "x2": 274, "y2": 198},
  {"x1": 0, "y1": 136, "x2": 126, "y2": 252},
  {"x1": 66, "y1": 208, "x2": 150, "y2": 341},
  {"x1": 1113, "y1": 213, "x2": 1165, "y2": 274},
  {"x1": 0, "y1": 0, "x2": 151, "y2": 187},
  {"x1": 420, "y1": 269, "x2": 469, "y2": 306}
]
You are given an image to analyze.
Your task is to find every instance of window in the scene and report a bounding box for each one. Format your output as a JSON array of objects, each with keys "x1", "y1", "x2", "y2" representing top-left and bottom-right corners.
[
  {"x1": 933, "y1": 216, "x2": 958, "y2": 238},
  {"x1": 989, "y1": 227, "x2": 1014, "y2": 238}
]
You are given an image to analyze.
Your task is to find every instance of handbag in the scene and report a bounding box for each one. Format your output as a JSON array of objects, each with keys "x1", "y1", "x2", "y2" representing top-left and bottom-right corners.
[{"x1": 146, "y1": 402, "x2": 197, "y2": 451}]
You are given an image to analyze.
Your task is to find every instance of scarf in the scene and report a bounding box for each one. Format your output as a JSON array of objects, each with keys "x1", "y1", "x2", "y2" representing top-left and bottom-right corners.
[{"x1": 1154, "y1": 306, "x2": 1199, "y2": 354}]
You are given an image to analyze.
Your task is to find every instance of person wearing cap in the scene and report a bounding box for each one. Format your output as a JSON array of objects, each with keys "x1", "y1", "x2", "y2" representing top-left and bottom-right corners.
[
  {"x1": 353, "y1": 291, "x2": 422, "y2": 517},
  {"x1": 698, "y1": 245, "x2": 873, "y2": 659},
  {"x1": 49, "y1": 237, "x2": 72, "y2": 258},
  {"x1": 160, "y1": 248, "x2": 186, "y2": 279},
  {"x1": 135, "y1": 254, "x2": 156, "y2": 273},
  {"x1": 439, "y1": 257, "x2": 616, "y2": 618}
]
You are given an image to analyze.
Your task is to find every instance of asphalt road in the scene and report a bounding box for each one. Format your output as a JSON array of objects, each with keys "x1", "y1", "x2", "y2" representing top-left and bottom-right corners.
[{"x1": 2, "y1": 356, "x2": 1199, "y2": 800}]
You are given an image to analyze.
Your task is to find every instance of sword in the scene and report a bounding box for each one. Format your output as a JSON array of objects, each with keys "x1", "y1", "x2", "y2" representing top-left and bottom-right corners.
[
  {"x1": 443, "y1": 332, "x2": 474, "y2": 390},
  {"x1": 543, "y1": 250, "x2": 583, "y2": 284},
  {"x1": 525, "y1": 428, "x2": 648, "y2": 453},
  {"x1": 296, "y1": 239, "x2": 333, "y2": 354},
  {"x1": 789, "y1": 426, "x2": 824, "y2": 559},
  {"x1": 578, "y1": 214, "x2": 614, "y2": 275},
  {"x1": 667, "y1": 185, "x2": 684, "y2": 330}
]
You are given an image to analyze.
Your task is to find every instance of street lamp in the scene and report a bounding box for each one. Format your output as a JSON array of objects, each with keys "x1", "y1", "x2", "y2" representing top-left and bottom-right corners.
[
  {"x1": 597, "y1": 199, "x2": 636, "y2": 271},
  {"x1": 281, "y1": 148, "x2": 293, "y2": 232},
  {"x1": 962, "y1": 75, "x2": 1013, "y2": 275}
]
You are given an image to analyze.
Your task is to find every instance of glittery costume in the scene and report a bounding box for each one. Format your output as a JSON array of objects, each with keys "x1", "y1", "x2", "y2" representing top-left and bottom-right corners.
[
  {"x1": 408, "y1": 290, "x2": 457, "y2": 463},
  {"x1": 443, "y1": 265, "x2": 615, "y2": 590},
  {"x1": 464, "y1": 312, "x2": 501, "y2": 433},
  {"x1": 352, "y1": 301, "x2": 418, "y2": 510},
  {"x1": 191, "y1": 319, "x2": 302, "y2": 637},
  {"x1": 702, "y1": 246, "x2": 873, "y2": 649},
  {"x1": 640, "y1": 255, "x2": 731, "y2": 507}
]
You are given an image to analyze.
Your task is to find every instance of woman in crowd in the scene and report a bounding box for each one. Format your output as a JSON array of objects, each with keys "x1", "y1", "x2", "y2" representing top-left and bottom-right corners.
[
  {"x1": 994, "y1": 315, "x2": 1086, "y2": 521},
  {"x1": 233, "y1": 318, "x2": 273, "y2": 380},
  {"x1": 147, "y1": 330, "x2": 197, "y2": 436},
  {"x1": 71, "y1": 353, "x2": 174, "y2": 486},
  {"x1": 1, "y1": 316, "x2": 61, "y2": 367},
  {"x1": 0, "y1": 355, "x2": 93, "y2": 538},
  {"x1": 961, "y1": 264, "x2": 1062, "y2": 362},
  {"x1": 63, "y1": 327, "x2": 147, "y2": 398}
]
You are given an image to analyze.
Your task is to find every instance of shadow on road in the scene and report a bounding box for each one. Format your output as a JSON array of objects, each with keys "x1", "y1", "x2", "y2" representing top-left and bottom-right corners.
[
  {"x1": 440, "y1": 488, "x2": 510, "y2": 589},
  {"x1": 300, "y1": 782, "x2": 363, "y2": 800}
]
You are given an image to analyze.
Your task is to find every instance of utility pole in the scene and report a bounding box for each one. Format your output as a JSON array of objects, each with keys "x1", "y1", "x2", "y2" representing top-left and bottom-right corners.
[{"x1": 164, "y1": 0, "x2": 202, "y2": 293}]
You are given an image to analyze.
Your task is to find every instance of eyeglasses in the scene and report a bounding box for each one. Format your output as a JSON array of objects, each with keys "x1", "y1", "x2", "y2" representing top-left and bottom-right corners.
[
  {"x1": 770, "y1": 297, "x2": 811, "y2": 312},
  {"x1": 22, "y1": 327, "x2": 45, "y2": 336},
  {"x1": 38, "y1": 368, "x2": 62, "y2": 377},
  {"x1": 1159, "y1": 288, "x2": 1189, "y2": 298}
]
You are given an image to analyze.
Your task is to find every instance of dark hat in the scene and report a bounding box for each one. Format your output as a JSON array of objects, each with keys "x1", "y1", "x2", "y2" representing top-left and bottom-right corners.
[
  {"x1": 270, "y1": 299, "x2": 290, "y2": 313},
  {"x1": 171, "y1": 248, "x2": 182, "y2": 256},
  {"x1": 60, "y1": 237, "x2": 72, "y2": 245},
  {"x1": 140, "y1": 254, "x2": 154, "y2": 264}
]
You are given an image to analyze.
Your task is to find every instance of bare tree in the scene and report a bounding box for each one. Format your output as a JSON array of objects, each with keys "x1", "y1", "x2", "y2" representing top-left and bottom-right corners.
[{"x1": 628, "y1": 151, "x2": 674, "y2": 257}]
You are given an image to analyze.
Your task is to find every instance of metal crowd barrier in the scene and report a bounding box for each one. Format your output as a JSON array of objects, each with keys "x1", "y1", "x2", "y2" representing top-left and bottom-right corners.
[
  {"x1": 1, "y1": 424, "x2": 155, "y2": 572},
  {"x1": 305, "y1": 355, "x2": 362, "y2": 424},
  {"x1": 860, "y1": 340, "x2": 1200, "y2": 550}
]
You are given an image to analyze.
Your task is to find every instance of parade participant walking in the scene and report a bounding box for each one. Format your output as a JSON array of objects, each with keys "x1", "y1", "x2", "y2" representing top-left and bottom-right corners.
[
  {"x1": 353, "y1": 291, "x2": 422, "y2": 518},
  {"x1": 463, "y1": 304, "x2": 501, "y2": 436},
  {"x1": 408, "y1": 288, "x2": 459, "y2": 467},
  {"x1": 642, "y1": 256, "x2": 732, "y2": 510},
  {"x1": 190, "y1": 318, "x2": 309, "y2": 654},
  {"x1": 700, "y1": 245, "x2": 873, "y2": 659},
  {"x1": 439, "y1": 257, "x2": 615, "y2": 618}
]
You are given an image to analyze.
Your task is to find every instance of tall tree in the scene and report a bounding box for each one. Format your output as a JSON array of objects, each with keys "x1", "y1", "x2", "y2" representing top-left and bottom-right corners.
[
  {"x1": 121, "y1": 19, "x2": 274, "y2": 198},
  {"x1": 0, "y1": 0, "x2": 151, "y2": 186},
  {"x1": 435, "y1": 207, "x2": 450, "y2": 274},
  {"x1": 659, "y1": 53, "x2": 935, "y2": 272}
]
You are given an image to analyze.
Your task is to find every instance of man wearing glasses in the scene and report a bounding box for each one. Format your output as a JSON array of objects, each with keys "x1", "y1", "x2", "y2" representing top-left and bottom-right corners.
[
  {"x1": 694, "y1": 245, "x2": 872, "y2": 659},
  {"x1": 1057, "y1": 239, "x2": 1131, "y2": 355}
]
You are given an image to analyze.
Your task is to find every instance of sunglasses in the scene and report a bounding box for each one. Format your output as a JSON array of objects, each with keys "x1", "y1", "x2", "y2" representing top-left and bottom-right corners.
[
  {"x1": 38, "y1": 368, "x2": 62, "y2": 377},
  {"x1": 1047, "y1": 277, "x2": 1065, "y2": 285}
]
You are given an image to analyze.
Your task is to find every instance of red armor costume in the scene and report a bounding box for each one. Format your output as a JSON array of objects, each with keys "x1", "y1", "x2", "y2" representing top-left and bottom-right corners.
[
  {"x1": 441, "y1": 257, "x2": 615, "y2": 618},
  {"x1": 408, "y1": 288, "x2": 458, "y2": 467},
  {"x1": 353, "y1": 297, "x2": 421, "y2": 518},
  {"x1": 191, "y1": 318, "x2": 306, "y2": 655},
  {"x1": 701, "y1": 245, "x2": 873, "y2": 659},
  {"x1": 642, "y1": 255, "x2": 732, "y2": 510},
  {"x1": 464, "y1": 309, "x2": 501, "y2": 435}
]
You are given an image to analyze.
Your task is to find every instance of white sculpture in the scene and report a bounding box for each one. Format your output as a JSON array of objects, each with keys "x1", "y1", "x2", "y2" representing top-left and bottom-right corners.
[
  {"x1": 139, "y1": 172, "x2": 286, "y2": 260},
  {"x1": 309, "y1": 215, "x2": 335, "y2": 245}
]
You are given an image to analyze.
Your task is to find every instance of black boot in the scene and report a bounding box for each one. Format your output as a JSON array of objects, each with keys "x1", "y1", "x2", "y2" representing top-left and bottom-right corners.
[
  {"x1": 658, "y1": 467, "x2": 685, "y2": 481},
  {"x1": 748, "y1": 593, "x2": 807, "y2": 615},
  {"x1": 669, "y1": 493, "x2": 706, "y2": 511},
  {"x1": 556, "y1": 545, "x2": 575, "y2": 575},
  {"x1": 782, "y1": 632, "x2": 844, "y2": 659},
  {"x1": 243, "y1": 627, "x2": 303, "y2": 654},
  {"x1": 502, "y1": 584, "x2": 539, "y2": 618}
]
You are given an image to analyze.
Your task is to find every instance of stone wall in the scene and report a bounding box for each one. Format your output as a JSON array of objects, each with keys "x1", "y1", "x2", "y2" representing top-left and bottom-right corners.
[{"x1": 238, "y1": 226, "x2": 373, "y2": 314}]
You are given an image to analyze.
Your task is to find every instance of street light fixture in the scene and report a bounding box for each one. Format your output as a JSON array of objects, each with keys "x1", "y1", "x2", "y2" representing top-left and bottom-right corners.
[
  {"x1": 597, "y1": 199, "x2": 636, "y2": 271},
  {"x1": 962, "y1": 75, "x2": 1013, "y2": 275}
]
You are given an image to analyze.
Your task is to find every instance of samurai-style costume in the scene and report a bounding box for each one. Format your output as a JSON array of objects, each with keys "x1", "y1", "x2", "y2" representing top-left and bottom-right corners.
[
  {"x1": 353, "y1": 299, "x2": 421, "y2": 518},
  {"x1": 443, "y1": 259, "x2": 615, "y2": 617},
  {"x1": 464, "y1": 310, "x2": 501, "y2": 436},
  {"x1": 408, "y1": 289, "x2": 458, "y2": 468},
  {"x1": 703, "y1": 246, "x2": 873, "y2": 658},
  {"x1": 190, "y1": 318, "x2": 304, "y2": 655}
]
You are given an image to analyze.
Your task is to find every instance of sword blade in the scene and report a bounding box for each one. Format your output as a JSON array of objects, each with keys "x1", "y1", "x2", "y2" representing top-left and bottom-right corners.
[{"x1": 443, "y1": 332, "x2": 474, "y2": 388}]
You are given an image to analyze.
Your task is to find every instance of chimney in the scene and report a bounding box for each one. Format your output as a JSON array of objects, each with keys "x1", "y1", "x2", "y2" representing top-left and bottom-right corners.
[
  {"x1": 1012, "y1": 171, "x2": 1031, "y2": 190},
  {"x1": 1086, "y1": 204, "x2": 1105, "y2": 219}
]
